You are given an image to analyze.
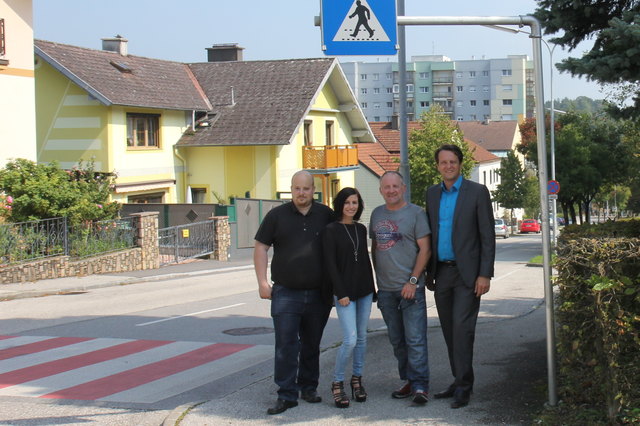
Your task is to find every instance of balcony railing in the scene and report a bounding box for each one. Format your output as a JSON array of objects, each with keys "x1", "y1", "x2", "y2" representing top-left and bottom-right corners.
[{"x1": 303, "y1": 145, "x2": 359, "y2": 170}]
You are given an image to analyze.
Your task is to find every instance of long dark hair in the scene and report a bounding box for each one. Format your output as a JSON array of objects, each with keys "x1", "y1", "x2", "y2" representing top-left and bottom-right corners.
[{"x1": 332, "y1": 187, "x2": 364, "y2": 221}]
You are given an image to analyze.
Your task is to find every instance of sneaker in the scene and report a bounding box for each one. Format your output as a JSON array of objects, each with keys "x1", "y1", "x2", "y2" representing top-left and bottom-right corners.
[
  {"x1": 412, "y1": 389, "x2": 428, "y2": 404},
  {"x1": 391, "y1": 382, "x2": 412, "y2": 399}
]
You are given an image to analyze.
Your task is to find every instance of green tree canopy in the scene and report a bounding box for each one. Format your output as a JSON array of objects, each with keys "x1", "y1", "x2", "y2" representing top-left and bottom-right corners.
[
  {"x1": 534, "y1": 0, "x2": 640, "y2": 118},
  {"x1": 0, "y1": 159, "x2": 120, "y2": 224},
  {"x1": 408, "y1": 106, "x2": 475, "y2": 206},
  {"x1": 492, "y1": 150, "x2": 527, "y2": 222}
]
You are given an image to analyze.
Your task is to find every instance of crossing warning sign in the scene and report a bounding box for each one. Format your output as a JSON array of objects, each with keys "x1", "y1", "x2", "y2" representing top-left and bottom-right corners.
[{"x1": 321, "y1": 0, "x2": 397, "y2": 55}]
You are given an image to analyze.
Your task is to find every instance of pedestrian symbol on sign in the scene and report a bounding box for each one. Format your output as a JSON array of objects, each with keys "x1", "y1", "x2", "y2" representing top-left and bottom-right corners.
[{"x1": 333, "y1": 0, "x2": 391, "y2": 42}]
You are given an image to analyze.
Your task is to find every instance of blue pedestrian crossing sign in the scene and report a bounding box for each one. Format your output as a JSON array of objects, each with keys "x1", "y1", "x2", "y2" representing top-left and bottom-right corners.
[{"x1": 321, "y1": 0, "x2": 397, "y2": 55}]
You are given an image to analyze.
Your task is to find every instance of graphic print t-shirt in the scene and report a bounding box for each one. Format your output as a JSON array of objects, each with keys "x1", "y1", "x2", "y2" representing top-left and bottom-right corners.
[{"x1": 369, "y1": 203, "x2": 430, "y2": 291}]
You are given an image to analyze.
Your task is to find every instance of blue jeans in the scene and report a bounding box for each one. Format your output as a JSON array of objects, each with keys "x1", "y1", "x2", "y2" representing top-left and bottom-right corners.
[
  {"x1": 333, "y1": 292, "x2": 374, "y2": 382},
  {"x1": 271, "y1": 285, "x2": 331, "y2": 401},
  {"x1": 377, "y1": 288, "x2": 429, "y2": 391}
]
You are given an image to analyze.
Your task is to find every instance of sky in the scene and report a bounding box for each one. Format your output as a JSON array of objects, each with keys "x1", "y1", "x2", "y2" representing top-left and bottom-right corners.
[{"x1": 32, "y1": 0, "x2": 605, "y2": 102}]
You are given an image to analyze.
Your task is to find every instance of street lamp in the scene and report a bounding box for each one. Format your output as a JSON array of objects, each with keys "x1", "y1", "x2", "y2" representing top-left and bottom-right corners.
[{"x1": 483, "y1": 25, "x2": 558, "y2": 244}]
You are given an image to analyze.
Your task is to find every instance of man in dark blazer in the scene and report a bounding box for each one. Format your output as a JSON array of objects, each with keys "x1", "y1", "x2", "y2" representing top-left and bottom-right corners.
[{"x1": 425, "y1": 144, "x2": 495, "y2": 409}]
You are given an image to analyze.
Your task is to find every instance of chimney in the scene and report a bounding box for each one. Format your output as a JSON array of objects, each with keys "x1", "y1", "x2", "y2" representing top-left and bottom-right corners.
[
  {"x1": 206, "y1": 43, "x2": 244, "y2": 62},
  {"x1": 391, "y1": 114, "x2": 399, "y2": 130},
  {"x1": 102, "y1": 35, "x2": 128, "y2": 56}
]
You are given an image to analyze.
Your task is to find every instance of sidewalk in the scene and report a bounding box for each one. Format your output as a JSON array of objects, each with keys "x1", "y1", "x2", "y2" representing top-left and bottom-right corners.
[{"x1": 0, "y1": 257, "x2": 549, "y2": 425}]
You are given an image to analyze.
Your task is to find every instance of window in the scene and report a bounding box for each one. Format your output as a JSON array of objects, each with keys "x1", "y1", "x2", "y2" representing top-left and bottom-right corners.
[
  {"x1": 456, "y1": 72, "x2": 463, "y2": 78},
  {"x1": 373, "y1": 87, "x2": 380, "y2": 94},
  {"x1": 456, "y1": 86, "x2": 463, "y2": 92},
  {"x1": 127, "y1": 113, "x2": 160, "y2": 148},
  {"x1": 469, "y1": 71, "x2": 476, "y2": 78},
  {"x1": 0, "y1": 19, "x2": 5, "y2": 57},
  {"x1": 483, "y1": 100, "x2": 490, "y2": 106},
  {"x1": 386, "y1": 102, "x2": 393, "y2": 108},
  {"x1": 482, "y1": 70, "x2": 489, "y2": 77},
  {"x1": 303, "y1": 120, "x2": 313, "y2": 146},
  {"x1": 502, "y1": 84, "x2": 513, "y2": 91},
  {"x1": 128, "y1": 192, "x2": 164, "y2": 203},
  {"x1": 373, "y1": 102, "x2": 380, "y2": 109},
  {"x1": 360, "y1": 73, "x2": 367, "y2": 80},
  {"x1": 456, "y1": 101, "x2": 463, "y2": 107},
  {"x1": 407, "y1": 101, "x2": 413, "y2": 108},
  {"x1": 502, "y1": 69, "x2": 512, "y2": 76},
  {"x1": 469, "y1": 86, "x2": 476, "y2": 93},
  {"x1": 419, "y1": 86, "x2": 429, "y2": 93},
  {"x1": 190, "y1": 188, "x2": 206, "y2": 203},
  {"x1": 374, "y1": 116, "x2": 380, "y2": 121},
  {"x1": 373, "y1": 73, "x2": 379, "y2": 80},
  {"x1": 503, "y1": 99, "x2": 513, "y2": 105},
  {"x1": 386, "y1": 87, "x2": 393, "y2": 93},
  {"x1": 325, "y1": 121, "x2": 334, "y2": 145},
  {"x1": 406, "y1": 84, "x2": 414, "y2": 93},
  {"x1": 420, "y1": 101, "x2": 430, "y2": 108},
  {"x1": 470, "y1": 114, "x2": 477, "y2": 120},
  {"x1": 483, "y1": 86, "x2": 489, "y2": 93},
  {"x1": 386, "y1": 73, "x2": 392, "y2": 80},
  {"x1": 361, "y1": 88, "x2": 367, "y2": 94},
  {"x1": 470, "y1": 100, "x2": 476, "y2": 106},
  {"x1": 457, "y1": 116, "x2": 464, "y2": 121},
  {"x1": 419, "y1": 72, "x2": 430, "y2": 79},
  {"x1": 392, "y1": 84, "x2": 399, "y2": 93},
  {"x1": 361, "y1": 102, "x2": 368, "y2": 108}
]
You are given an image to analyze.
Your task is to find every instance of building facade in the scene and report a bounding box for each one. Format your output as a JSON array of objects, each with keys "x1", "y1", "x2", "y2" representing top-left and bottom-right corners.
[{"x1": 341, "y1": 55, "x2": 534, "y2": 123}]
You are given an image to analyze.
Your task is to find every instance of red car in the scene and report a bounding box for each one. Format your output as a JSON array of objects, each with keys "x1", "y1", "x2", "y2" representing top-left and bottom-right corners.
[{"x1": 520, "y1": 219, "x2": 541, "y2": 234}]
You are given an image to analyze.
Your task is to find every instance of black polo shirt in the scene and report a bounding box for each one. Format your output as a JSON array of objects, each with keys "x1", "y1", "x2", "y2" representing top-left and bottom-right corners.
[{"x1": 255, "y1": 201, "x2": 333, "y2": 289}]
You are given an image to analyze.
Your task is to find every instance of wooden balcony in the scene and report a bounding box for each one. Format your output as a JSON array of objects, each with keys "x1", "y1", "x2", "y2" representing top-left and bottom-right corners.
[{"x1": 303, "y1": 145, "x2": 359, "y2": 170}]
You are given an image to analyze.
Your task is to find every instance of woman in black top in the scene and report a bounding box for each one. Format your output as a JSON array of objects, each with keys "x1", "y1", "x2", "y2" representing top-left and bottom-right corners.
[{"x1": 323, "y1": 187, "x2": 376, "y2": 408}]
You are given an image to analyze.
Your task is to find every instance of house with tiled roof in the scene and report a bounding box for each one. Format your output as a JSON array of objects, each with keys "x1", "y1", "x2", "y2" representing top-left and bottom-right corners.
[
  {"x1": 34, "y1": 38, "x2": 373, "y2": 206},
  {"x1": 362, "y1": 120, "x2": 516, "y2": 221},
  {"x1": 1, "y1": 0, "x2": 37, "y2": 166},
  {"x1": 456, "y1": 120, "x2": 522, "y2": 159}
]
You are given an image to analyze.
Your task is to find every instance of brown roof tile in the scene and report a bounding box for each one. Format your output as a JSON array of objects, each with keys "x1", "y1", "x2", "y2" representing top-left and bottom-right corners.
[
  {"x1": 178, "y1": 59, "x2": 335, "y2": 146},
  {"x1": 356, "y1": 142, "x2": 399, "y2": 177},
  {"x1": 456, "y1": 121, "x2": 519, "y2": 151},
  {"x1": 35, "y1": 39, "x2": 211, "y2": 111}
]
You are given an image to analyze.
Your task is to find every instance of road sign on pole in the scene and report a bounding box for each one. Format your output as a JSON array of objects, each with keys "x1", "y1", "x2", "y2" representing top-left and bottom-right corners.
[
  {"x1": 321, "y1": 0, "x2": 397, "y2": 55},
  {"x1": 548, "y1": 180, "x2": 560, "y2": 195}
]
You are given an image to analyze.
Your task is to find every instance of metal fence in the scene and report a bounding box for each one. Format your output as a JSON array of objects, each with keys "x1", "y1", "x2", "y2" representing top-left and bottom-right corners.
[
  {"x1": 158, "y1": 220, "x2": 216, "y2": 266},
  {"x1": 0, "y1": 217, "x2": 137, "y2": 265}
]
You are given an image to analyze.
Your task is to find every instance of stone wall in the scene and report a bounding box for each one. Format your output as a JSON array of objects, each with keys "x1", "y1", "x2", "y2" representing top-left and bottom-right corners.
[{"x1": 211, "y1": 216, "x2": 230, "y2": 261}]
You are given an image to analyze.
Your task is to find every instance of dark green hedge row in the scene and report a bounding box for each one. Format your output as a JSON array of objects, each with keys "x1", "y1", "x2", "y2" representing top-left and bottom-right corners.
[{"x1": 555, "y1": 218, "x2": 640, "y2": 424}]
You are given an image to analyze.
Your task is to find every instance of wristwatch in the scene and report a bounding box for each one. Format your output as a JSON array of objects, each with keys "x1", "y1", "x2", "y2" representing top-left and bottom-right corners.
[{"x1": 409, "y1": 276, "x2": 418, "y2": 285}]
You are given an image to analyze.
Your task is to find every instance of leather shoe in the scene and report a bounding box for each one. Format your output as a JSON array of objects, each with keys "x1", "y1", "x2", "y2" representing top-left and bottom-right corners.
[
  {"x1": 391, "y1": 381, "x2": 412, "y2": 399},
  {"x1": 450, "y1": 390, "x2": 470, "y2": 409},
  {"x1": 267, "y1": 398, "x2": 298, "y2": 415},
  {"x1": 412, "y1": 389, "x2": 428, "y2": 404},
  {"x1": 433, "y1": 385, "x2": 456, "y2": 399},
  {"x1": 300, "y1": 389, "x2": 322, "y2": 403}
]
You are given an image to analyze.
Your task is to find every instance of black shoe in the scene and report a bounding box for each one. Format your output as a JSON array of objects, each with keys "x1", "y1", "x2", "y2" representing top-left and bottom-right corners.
[
  {"x1": 412, "y1": 389, "x2": 428, "y2": 404},
  {"x1": 391, "y1": 382, "x2": 412, "y2": 399},
  {"x1": 301, "y1": 389, "x2": 322, "y2": 403},
  {"x1": 267, "y1": 398, "x2": 298, "y2": 415},
  {"x1": 450, "y1": 390, "x2": 470, "y2": 409},
  {"x1": 433, "y1": 385, "x2": 456, "y2": 399}
]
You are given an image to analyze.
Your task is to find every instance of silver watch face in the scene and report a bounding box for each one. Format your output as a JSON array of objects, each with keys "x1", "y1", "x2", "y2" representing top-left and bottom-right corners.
[{"x1": 410, "y1": 276, "x2": 418, "y2": 285}]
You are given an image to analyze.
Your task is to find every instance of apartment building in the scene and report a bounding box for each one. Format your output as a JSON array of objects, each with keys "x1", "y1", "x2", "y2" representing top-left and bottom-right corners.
[{"x1": 341, "y1": 55, "x2": 534, "y2": 123}]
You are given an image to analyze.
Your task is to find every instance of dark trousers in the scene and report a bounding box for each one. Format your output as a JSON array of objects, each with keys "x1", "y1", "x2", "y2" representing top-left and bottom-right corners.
[
  {"x1": 271, "y1": 284, "x2": 331, "y2": 401},
  {"x1": 434, "y1": 264, "x2": 480, "y2": 392}
]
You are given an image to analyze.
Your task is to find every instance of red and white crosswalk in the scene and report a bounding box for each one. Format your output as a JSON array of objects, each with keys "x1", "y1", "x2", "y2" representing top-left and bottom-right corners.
[{"x1": 0, "y1": 335, "x2": 272, "y2": 403}]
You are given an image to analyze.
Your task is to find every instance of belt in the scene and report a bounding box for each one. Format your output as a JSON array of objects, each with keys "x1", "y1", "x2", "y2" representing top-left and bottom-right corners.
[{"x1": 438, "y1": 260, "x2": 457, "y2": 267}]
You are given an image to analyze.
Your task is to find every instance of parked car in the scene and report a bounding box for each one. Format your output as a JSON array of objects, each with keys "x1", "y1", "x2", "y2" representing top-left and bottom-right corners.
[
  {"x1": 494, "y1": 219, "x2": 509, "y2": 239},
  {"x1": 520, "y1": 219, "x2": 541, "y2": 234}
]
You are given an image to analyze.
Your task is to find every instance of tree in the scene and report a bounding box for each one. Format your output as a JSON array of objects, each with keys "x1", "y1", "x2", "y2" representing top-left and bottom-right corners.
[
  {"x1": 408, "y1": 106, "x2": 475, "y2": 206},
  {"x1": 534, "y1": 0, "x2": 640, "y2": 118},
  {"x1": 0, "y1": 159, "x2": 120, "y2": 224},
  {"x1": 492, "y1": 150, "x2": 526, "y2": 224}
]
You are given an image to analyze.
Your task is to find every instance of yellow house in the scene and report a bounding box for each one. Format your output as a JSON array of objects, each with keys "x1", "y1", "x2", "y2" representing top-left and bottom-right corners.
[
  {"x1": 0, "y1": 0, "x2": 37, "y2": 166},
  {"x1": 34, "y1": 40, "x2": 373, "y2": 205}
]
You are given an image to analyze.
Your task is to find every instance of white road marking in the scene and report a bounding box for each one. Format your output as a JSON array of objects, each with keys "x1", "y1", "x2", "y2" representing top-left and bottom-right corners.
[{"x1": 135, "y1": 303, "x2": 246, "y2": 326}]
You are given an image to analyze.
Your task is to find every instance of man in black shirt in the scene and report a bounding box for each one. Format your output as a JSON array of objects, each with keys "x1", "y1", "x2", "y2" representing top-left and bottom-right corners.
[{"x1": 254, "y1": 170, "x2": 333, "y2": 415}]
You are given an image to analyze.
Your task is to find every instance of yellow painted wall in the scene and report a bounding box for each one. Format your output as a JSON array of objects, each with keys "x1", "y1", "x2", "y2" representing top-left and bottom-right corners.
[
  {"x1": 0, "y1": 0, "x2": 37, "y2": 165},
  {"x1": 183, "y1": 146, "x2": 226, "y2": 203}
]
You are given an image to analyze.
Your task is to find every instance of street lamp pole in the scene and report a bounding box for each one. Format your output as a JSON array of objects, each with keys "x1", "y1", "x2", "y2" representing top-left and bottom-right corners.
[{"x1": 542, "y1": 39, "x2": 558, "y2": 246}]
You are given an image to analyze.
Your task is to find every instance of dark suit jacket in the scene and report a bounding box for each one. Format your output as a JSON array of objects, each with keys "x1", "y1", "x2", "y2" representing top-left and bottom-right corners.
[{"x1": 425, "y1": 178, "x2": 496, "y2": 288}]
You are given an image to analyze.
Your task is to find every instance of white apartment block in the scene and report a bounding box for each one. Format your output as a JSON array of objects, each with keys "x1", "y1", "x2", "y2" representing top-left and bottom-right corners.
[{"x1": 341, "y1": 55, "x2": 534, "y2": 123}]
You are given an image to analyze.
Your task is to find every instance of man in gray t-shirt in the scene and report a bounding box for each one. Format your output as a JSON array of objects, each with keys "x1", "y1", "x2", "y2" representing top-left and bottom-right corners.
[{"x1": 369, "y1": 171, "x2": 431, "y2": 404}]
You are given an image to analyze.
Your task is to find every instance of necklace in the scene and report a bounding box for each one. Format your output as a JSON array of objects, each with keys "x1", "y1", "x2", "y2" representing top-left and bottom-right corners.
[{"x1": 342, "y1": 223, "x2": 359, "y2": 262}]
